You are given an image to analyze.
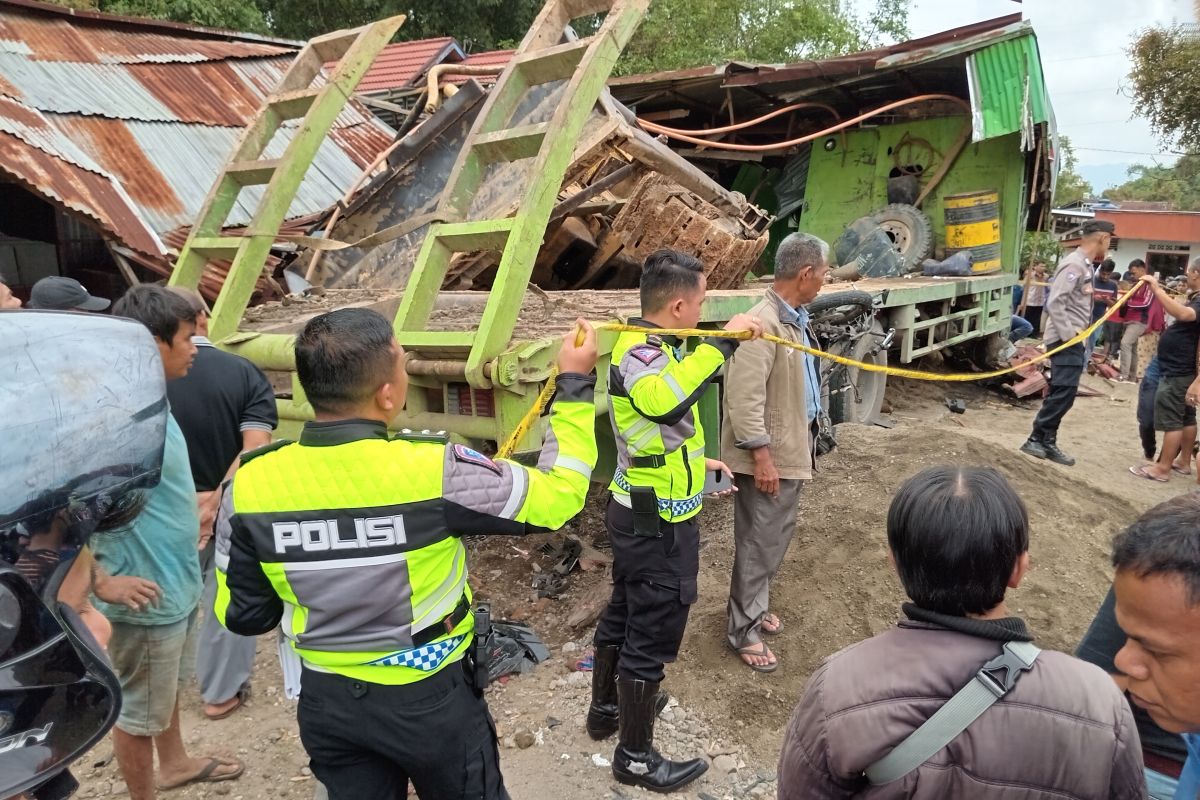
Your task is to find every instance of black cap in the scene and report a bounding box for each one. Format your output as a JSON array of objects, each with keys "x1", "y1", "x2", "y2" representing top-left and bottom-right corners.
[
  {"x1": 1082, "y1": 219, "x2": 1115, "y2": 235},
  {"x1": 28, "y1": 277, "x2": 111, "y2": 311}
]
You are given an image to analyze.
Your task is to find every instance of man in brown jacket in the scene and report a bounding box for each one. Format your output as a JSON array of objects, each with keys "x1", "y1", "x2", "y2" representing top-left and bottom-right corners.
[
  {"x1": 778, "y1": 466, "x2": 1145, "y2": 799},
  {"x1": 721, "y1": 233, "x2": 828, "y2": 672}
]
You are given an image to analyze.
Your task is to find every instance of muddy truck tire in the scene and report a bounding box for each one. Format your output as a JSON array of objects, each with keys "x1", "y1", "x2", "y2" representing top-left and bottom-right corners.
[
  {"x1": 808, "y1": 292, "x2": 885, "y2": 426},
  {"x1": 870, "y1": 203, "x2": 933, "y2": 272},
  {"x1": 823, "y1": 320, "x2": 889, "y2": 425},
  {"x1": 808, "y1": 290, "x2": 874, "y2": 329}
]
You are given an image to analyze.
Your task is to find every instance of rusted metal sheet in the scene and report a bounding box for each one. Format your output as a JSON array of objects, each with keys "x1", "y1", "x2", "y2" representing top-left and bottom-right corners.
[
  {"x1": 126, "y1": 58, "x2": 280, "y2": 125},
  {"x1": 0, "y1": 0, "x2": 394, "y2": 262},
  {"x1": 609, "y1": 14, "x2": 1024, "y2": 116},
  {"x1": 0, "y1": 130, "x2": 164, "y2": 256},
  {"x1": 47, "y1": 116, "x2": 383, "y2": 234},
  {"x1": 47, "y1": 115, "x2": 183, "y2": 215},
  {"x1": 0, "y1": 1, "x2": 293, "y2": 63}
]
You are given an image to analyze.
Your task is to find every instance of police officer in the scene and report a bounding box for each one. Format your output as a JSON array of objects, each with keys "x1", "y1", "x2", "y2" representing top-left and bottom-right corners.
[
  {"x1": 1020, "y1": 219, "x2": 1116, "y2": 466},
  {"x1": 586, "y1": 249, "x2": 762, "y2": 793},
  {"x1": 214, "y1": 308, "x2": 599, "y2": 800}
]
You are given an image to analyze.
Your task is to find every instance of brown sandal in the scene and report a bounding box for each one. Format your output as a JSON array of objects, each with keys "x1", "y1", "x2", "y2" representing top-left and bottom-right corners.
[
  {"x1": 204, "y1": 684, "x2": 250, "y2": 721},
  {"x1": 730, "y1": 641, "x2": 778, "y2": 673},
  {"x1": 157, "y1": 756, "x2": 244, "y2": 790}
]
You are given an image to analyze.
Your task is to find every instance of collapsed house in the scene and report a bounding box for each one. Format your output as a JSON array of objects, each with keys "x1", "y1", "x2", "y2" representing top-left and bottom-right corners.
[{"x1": 0, "y1": 0, "x2": 393, "y2": 302}]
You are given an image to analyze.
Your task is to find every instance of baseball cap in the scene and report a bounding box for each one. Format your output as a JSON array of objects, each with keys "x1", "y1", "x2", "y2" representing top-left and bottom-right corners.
[{"x1": 29, "y1": 276, "x2": 111, "y2": 311}]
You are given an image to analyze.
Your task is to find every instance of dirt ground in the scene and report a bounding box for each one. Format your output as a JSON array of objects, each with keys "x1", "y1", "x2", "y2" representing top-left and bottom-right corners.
[{"x1": 73, "y1": 371, "x2": 1194, "y2": 800}]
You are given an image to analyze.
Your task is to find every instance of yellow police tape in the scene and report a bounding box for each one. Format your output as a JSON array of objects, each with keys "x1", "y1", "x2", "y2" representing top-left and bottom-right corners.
[{"x1": 495, "y1": 278, "x2": 1149, "y2": 458}]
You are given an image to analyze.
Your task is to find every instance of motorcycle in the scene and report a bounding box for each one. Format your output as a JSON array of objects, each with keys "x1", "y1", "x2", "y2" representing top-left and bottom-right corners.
[{"x1": 0, "y1": 310, "x2": 167, "y2": 799}]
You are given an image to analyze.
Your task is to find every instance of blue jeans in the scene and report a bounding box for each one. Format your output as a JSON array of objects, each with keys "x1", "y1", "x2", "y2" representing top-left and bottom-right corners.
[
  {"x1": 1145, "y1": 766, "x2": 1179, "y2": 799},
  {"x1": 1010, "y1": 315, "x2": 1034, "y2": 342}
]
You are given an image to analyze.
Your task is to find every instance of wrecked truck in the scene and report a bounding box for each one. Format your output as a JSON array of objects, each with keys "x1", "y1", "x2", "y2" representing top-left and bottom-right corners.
[
  {"x1": 168, "y1": 2, "x2": 1056, "y2": 478},
  {"x1": 609, "y1": 12, "x2": 1059, "y2": 423}
]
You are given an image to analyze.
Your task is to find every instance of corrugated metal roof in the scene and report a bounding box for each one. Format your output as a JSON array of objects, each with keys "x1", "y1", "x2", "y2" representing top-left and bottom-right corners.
[
  {"x1": 350, "y1": 37, "x2": 463, "y2": 93},
  {"x1": 0, "y1": 130, "x2": 164, "y2": 255},
  {"x1": 0, "y1": 50, "x2": 386, "y2": 127},
  {"x1": 0, "y1": 6, "x2": 292, "y2": 63},
  {"x1": 966, "y1": 33, "x2": 1052, "y2": 145},
  {"x1": 0, "y1": 0, "x2": 394, "y2": 262},
  {"x1": 48, "y1": 116, "x2": 381, "y2": 232}
]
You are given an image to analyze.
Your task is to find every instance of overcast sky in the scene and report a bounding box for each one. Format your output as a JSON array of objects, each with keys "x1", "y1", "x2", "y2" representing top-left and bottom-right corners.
[{"x1": 849, "y1": 0, "x2": 1196, "y2": 189}]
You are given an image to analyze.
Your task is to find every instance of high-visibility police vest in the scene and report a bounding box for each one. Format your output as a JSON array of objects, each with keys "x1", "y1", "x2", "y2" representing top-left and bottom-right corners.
[
  {"x1": 214, "y1": 375, "x2": 597, "y2": 686},
  {"x1": 606, "y1": 320, "x2": 737, "y2": 522}
]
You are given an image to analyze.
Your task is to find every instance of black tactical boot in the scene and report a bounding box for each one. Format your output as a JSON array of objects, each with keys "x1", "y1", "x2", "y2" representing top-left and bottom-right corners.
[
  {"x1": 587, "y1": 646, "x2": 669, "y2": 740},
  {"x1": 1042, "y1": 436, "x2": 1076, "y2": 466},
  {"x1": 612, "y1": 678, "x2": 707, "y2": 793},
  {"x1": 1020, "y1": 435, "x2": 1048, "y2": 460},
  {"x1": 586, "y1": 645, "x2": 620, "y2": 739}
]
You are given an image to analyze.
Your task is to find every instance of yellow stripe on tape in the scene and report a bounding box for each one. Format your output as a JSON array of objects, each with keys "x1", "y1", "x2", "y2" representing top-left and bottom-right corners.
[{"x1": 495, "y1": 280, "x2": 1149, "y2": 457}]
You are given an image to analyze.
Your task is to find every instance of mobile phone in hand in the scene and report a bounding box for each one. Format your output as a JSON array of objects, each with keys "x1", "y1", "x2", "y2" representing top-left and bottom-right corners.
[{"x1": 704, "y1": 469, "x2": 732, "y2": 495}]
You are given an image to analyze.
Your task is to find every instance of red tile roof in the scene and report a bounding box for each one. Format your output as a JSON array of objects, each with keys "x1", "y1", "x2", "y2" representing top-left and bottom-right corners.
[{"x1": 348, "y1": 37, "x2": 464, "y2": 93}]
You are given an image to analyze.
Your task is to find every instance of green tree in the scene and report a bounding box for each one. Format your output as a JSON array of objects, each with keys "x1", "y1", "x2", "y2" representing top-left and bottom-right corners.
[
  {"x1": 1103, "y1": 151, "x2": 1200, "y2": 211},
  {"x1": 1053, "y1": 136, "x2": 1094, "y2": 207},
  {"x1": 55, "y1": 0, "x2": 269, "y2": 33},
  {"x1": 610, "y1": 0, "x2": 909, "y2": 76},
  {"x1": 1020, "y1": 231, "x2": 1061, "y2": 270},
  {"x1": 253, "y1": 0, "x2": 544, "y2": 48},
  {"x1": 1127, "y1": 24, "x2": 1200, "y2": 152}
]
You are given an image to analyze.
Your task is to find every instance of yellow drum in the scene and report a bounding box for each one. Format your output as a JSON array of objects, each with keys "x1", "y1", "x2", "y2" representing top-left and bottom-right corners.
[{"x1": 945, "y1": 190, "x2": 1001, "y2": 275}]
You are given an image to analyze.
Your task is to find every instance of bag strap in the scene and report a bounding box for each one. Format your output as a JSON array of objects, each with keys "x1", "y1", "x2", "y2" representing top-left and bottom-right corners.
[{"x1": 864, "y1": 640, "x2": 1041, "y2": 786}]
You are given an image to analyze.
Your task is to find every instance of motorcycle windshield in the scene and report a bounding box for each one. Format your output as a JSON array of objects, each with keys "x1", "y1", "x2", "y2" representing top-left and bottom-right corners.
[
  {"x1": 0, "y1": 310, "x2": 167, "y2": 553},
  {"x1": 0, "y1": 310, "x2": 167, "y2": 798}
]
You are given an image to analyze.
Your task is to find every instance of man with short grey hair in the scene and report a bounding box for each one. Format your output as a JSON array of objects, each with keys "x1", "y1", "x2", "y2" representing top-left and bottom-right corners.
[{"x1": 720, "y1": 232, "x2": 828, "y2": 672}]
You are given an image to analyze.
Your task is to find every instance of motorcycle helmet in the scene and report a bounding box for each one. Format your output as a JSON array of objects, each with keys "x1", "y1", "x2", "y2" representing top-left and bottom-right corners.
[{"x1": 0, "y1": 310, "x2": 167, "y2": 799}]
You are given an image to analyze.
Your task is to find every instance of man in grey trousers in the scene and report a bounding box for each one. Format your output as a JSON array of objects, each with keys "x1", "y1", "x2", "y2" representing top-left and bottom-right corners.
[
  {"x1": 166, "y1": 288, "x2": 277, "y2": 718},
  {"x1": 720, "y1": 234, "x2": 828, "y2": 672}
]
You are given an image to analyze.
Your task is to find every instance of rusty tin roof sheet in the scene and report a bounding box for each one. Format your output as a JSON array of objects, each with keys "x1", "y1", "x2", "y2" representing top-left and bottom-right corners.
[{"x1": 0, "y1": 0, "x2": 393, "y2": 260}]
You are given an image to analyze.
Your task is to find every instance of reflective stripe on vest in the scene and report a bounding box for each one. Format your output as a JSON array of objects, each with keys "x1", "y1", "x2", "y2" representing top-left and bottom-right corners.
[
  {"x1": 607, "y1": 330, "x2": 710, "y2": 522},
  {"x1": 231, "y1": 437, "x2": 472, "y2": 685}
]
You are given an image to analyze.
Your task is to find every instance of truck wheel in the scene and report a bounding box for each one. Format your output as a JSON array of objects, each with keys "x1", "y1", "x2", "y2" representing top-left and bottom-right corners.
[
  {"x1": 824, "y1": 320, "x2": 888, "y2": 425},
  {"x1": 808, "y1": 290, "x2": 874, "y2": 328},
  {"x1": 870, "y1": 203, "x2": 933, "y2": 271}
]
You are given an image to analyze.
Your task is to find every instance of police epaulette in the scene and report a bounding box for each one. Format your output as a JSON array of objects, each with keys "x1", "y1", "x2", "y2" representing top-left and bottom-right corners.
[
  {"x1": 391, "y1": 428, "x2": 449, "y2": 444},
  {"x1": 239, "y1": 439, "x2": 294, "y2": 464}
]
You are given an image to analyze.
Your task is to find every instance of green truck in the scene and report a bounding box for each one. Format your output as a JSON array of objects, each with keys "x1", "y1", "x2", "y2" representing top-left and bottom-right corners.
[{"x1": 170, "y1": 3, "x2": 1056, "y2": 476}]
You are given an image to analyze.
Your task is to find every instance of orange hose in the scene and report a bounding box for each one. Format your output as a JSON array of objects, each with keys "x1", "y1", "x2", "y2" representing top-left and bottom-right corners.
[
  {"x1": 640, "y1": 101, "x2": 841, "y2": 137},
  {"x1": 636, "y1": 93, "x2": 970, "y2": 152}
]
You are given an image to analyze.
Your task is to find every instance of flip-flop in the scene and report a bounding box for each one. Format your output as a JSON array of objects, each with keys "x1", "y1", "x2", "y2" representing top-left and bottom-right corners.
[
  {"x1": 730, "y1": 641, "x2": 778, "y2": 673},
  {"x1": 157, "y1": 756, "x2": 244, "y2": 790},
  {"x1": 760, "y1": 613, "x2": 783, "y2": 636},
  {"x1": 1129, "y1": 465, "x2": 1169, "y2": 483},
  {"x1": 204, "y1": 683, "x2": 250, "y2": 720},
  {"x1": 1172, "y1": 465, "x2": 1193, "y2": 477}
]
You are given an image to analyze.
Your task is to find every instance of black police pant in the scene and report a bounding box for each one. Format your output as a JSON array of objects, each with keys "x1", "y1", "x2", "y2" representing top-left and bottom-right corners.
[
  {"x1": 1031, "y1": 342, "x2": 1085, "y2": 440},
  {"x1": 297, "y1": 661, "x2": 509, "y2": 800},
  {"x1": 594, "y1": 498, "x2": 699, "y2": 683}
]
